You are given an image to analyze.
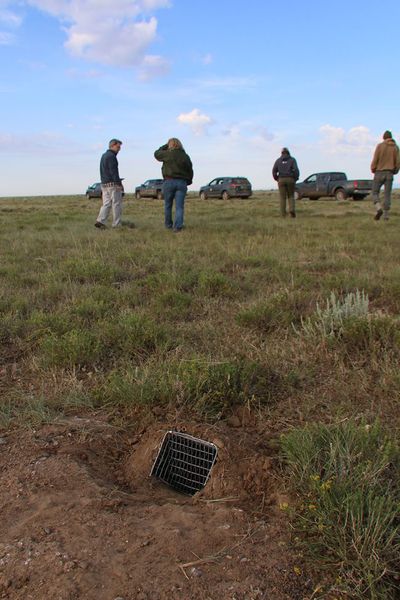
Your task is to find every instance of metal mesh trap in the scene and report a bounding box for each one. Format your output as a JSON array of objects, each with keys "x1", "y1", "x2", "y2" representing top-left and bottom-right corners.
[{"x1": 150, "y1": 431, "x2": 218, "y2": 496}]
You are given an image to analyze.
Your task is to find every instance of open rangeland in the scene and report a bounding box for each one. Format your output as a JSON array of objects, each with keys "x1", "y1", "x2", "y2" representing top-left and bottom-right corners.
[{"x1": 1, "y1": 192, "x2": 400, "y2": 600}]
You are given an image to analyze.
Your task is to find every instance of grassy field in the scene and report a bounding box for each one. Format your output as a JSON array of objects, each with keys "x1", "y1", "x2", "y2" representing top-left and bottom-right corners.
[{"x1": 1, "y1": 191, "x2": 400, "y2": 597}]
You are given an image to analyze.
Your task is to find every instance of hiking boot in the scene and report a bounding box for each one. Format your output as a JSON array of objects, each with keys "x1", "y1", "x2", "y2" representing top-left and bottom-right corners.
[
  {"x1": 374, "y1": 209, "x2": 383, "y2": 221},
  {"x1": 94, "y1": 221, "x2": 106, "y2": 229},
  {"x1": 289, "y1": 211, "x2": 296, "y2": 218}
]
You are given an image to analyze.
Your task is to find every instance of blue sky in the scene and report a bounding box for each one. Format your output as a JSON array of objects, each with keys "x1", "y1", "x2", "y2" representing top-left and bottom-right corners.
[{"x1": 0, "y1": 0, "x2": 399, "y2": 196}]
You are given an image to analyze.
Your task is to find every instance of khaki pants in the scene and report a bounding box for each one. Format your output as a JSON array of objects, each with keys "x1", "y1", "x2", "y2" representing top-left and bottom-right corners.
[
  {"x1": 278, "y1": 177, "x2": 295, "y2": 216},
  {"x1": 371, "y1": 170, "x2": 393, "y2": 212},
  {"x1": 97, "y1": 185, "x2": 123, "y2": 227}
]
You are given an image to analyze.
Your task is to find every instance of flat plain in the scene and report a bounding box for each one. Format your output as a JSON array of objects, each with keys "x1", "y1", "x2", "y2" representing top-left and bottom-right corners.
[{"x1": 1, "y1": 192, "x2": 400, "y2": 599}]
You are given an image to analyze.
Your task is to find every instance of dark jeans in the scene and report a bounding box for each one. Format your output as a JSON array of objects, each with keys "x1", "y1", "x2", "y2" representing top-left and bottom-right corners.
[
  {"x1": 278, "y1": 177, "x2": 295, "y2": 216},
  {"x1": 372, "y1": 170, "x2": 394, "y2": 211},
  {"x1": 163, "y1": 179, "x2": 188, "y2": 230}
]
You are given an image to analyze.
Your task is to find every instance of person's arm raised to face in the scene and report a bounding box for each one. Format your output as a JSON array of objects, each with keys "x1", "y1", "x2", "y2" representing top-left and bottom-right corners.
[{"x1": 154, "y1": 144, "x2": 169, "y2": 161}]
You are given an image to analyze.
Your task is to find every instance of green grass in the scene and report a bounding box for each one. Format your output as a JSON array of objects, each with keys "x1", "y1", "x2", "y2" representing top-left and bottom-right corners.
[
  {"x1": 281, "y1": 420, "x2": 400, "y2": 599},
  {"x1": 1, "y1": 192, "x2": 400, "y2": 427},
  {"x1": 1, "y1": 191, "x2": 400, "y2": 594}
]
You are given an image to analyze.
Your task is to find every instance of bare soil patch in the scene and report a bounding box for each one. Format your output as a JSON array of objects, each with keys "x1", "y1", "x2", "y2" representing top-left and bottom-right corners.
[{"x1": 0, "y1": 416, "x2": 311, "y2": 600}]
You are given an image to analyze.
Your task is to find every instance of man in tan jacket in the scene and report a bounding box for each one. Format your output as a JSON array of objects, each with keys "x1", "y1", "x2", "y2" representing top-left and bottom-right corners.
[{"x1": 370, "y1": 130, "x2": 400, "y2": 220}]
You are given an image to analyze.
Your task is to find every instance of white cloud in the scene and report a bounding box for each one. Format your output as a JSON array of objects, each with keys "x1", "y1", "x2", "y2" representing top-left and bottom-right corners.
[
  {"x1": 177, "y1": 108, "x2": 213, "y2": 136},
  {"x1": 222, "y1": 124, "x2": 241, "y2": 140},
  {"x1": 138, "y1": 54, "x2": 170, "y2": 80},
  {"x1": 26, "y1": 0, "x2": 170, "y2": 72},
  {"x1": 0, "y1": 3, "x2": 23, "y2": 45},
  {"x1": 0, "y1": 30, "x2": 14, "y2": 44},
  {"x1": 222, "y1": 121, "x2": 274, "y2": 146},
  {"x1": 0, "y1": 7, "x2": 22, "y2": 27},
  {"x1": 320, "y1": 124, "x2": 377, "y2": 154}
]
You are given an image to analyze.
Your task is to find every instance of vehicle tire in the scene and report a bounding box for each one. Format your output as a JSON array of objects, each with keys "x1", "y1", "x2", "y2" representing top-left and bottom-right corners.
[
  {"x1": 335, "y1": 188, "x2": 346, "y2": 201},
  {"x1": 86, "y1": 193, "x2": 90, "y2": 199},
  {"x1": 200, "y1": 191, "x2": 207, "y2": 201},
  {"x1": 222, "y1": 191, "x2": 229, "y2": 201},
  {"x1": 242, "y1": 196, "x2": 250, "y2": 199},
  {"x1": 157, "y1": 190, "x2": 163, "y2": 200},
  {"x1": 135, "y1": 191, "x2": 141, "y2": 199},
  {"x1": 294, "y1": 191, "x2": 300, "y2": 201}
]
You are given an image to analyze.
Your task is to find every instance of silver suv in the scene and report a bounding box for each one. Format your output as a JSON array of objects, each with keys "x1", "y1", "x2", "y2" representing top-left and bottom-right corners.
[{"x1": 199, "y1": 177, "x2": 252, "y2": 200}]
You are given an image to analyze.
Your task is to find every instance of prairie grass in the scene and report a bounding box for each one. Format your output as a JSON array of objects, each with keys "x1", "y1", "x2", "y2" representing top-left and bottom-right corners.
[
  {"x1": 0, "y1": 192, "x2": 400, "y2": 428},
  {"x1": 1, "y1": 191, "x2": 400, "y2": 594},
  {"x1": 281, "y1": 420, "x2": 400, "y2": 599}
]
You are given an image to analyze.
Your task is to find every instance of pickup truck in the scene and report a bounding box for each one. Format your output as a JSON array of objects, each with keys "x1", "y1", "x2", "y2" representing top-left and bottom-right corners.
[{"x1": 295, "y1": 172, "x2": 373, "y2": 201}]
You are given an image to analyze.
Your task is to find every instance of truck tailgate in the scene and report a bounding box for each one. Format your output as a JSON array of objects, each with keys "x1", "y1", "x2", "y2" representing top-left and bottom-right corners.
[{"x1": 349, "y1": 179, "x2": 373, "y2": 189}]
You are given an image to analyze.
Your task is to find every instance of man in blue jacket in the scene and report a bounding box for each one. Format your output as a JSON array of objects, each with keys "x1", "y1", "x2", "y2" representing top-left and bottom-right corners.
[
  {"x1": 95, "y1": 138, "x2": 124, "y2": 229},
  {"x1": 272, "y1": 148, "x2": 300, "y2": 218}
]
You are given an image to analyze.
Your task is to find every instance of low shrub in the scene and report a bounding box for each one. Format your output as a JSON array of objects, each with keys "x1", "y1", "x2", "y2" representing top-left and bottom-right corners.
[
  {"x1": 40, "y1": 329, "x2": 101, "y2": 368},
  {"x1": 281, "y1": 420, "x2": 400, "y2": 599},
  {"x1": 99, "y1": 312, "x2": 174, "y2": 361},
  {"x1": 155, "y1": 290, "x2": 193, "y2": 320},
  {"x1": 298, "y1": 290, "x2": 369, "y2": 339},
  {"x1": 237, "y1": 290, "x2": 310, "y2": 332},
  {"x1": 341, "y1": 314, "x2": 400, "y2": 355},
  {"x1": 197, "y1": 271, "x2": 234, "y2": 298}
]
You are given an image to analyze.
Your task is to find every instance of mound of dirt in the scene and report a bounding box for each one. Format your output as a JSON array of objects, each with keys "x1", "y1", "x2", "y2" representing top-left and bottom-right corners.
[
  {"x1": 124, "y1": 423, "x2": 277, "y2": 506},
  {"x1": 0, "y1": 417, "x2": 311, "y2": 600}
]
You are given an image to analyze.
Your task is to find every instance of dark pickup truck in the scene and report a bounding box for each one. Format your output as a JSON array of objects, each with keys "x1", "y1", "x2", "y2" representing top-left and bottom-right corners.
[{"x1": 295, "y1": 172, "x2": 373, "y2": 201}]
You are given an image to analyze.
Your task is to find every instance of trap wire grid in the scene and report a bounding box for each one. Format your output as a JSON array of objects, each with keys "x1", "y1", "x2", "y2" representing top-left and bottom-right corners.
[{"x1": 150, "y1": 431, "x2": 218, "y2": 496}]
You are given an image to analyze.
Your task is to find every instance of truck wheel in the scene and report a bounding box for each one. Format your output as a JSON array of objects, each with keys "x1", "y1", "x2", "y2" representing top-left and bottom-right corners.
[
  {"x1": 157, "y1": 190, "x2": 163, "y2": 200},
  {"x1": 294, "y1": 191, "x2": 300, "y2": 201},
  {"x1": 86, "y1": 193, "x2": 90, "y2": 199},
  {"x1": 222, "y1": 191, "x2": 229, "y2": 201},
  {"x1": 135, "y1": 191, "x2": 141, "y2": 199},
  {"x1": 335, "y1": 188, "x2": 346, "y2": 201},
  {"x1": 200, "y1": 191, "x2": 207, "y2": 201}
]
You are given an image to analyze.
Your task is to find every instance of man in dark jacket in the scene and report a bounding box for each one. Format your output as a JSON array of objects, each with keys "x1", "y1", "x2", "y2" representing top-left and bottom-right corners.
[
  {"x1": 154, "y1": 138, "x2": 193, "y2": 232},
  {"x1": 272, "y1": 148, "x2": 300, "y2": 218},
  {"x1": 370, "y1": 130, "x2": 400, "y2": 221},
  {"x1": 95, "y1": 138, "x2": 124, "y2": 229}
]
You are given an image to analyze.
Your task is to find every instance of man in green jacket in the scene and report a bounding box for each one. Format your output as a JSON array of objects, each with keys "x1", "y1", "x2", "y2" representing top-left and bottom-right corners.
[
  {"x1": 154, "y1": 138, "x2": 193, "y2": 232},
  {"x1": 371, "y1": 130, "x2": 400, "y2": 221}
]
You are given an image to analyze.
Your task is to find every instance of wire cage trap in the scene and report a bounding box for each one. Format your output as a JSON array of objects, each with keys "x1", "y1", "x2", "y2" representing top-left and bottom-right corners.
[{"x1": 150, "y1": 431, "x2": 218, "y2": 496}]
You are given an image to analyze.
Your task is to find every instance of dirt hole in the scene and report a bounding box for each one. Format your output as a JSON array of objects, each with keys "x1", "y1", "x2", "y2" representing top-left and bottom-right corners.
[{"x1": 0, "y1": 417, "x2": 307, "y2": 600}]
